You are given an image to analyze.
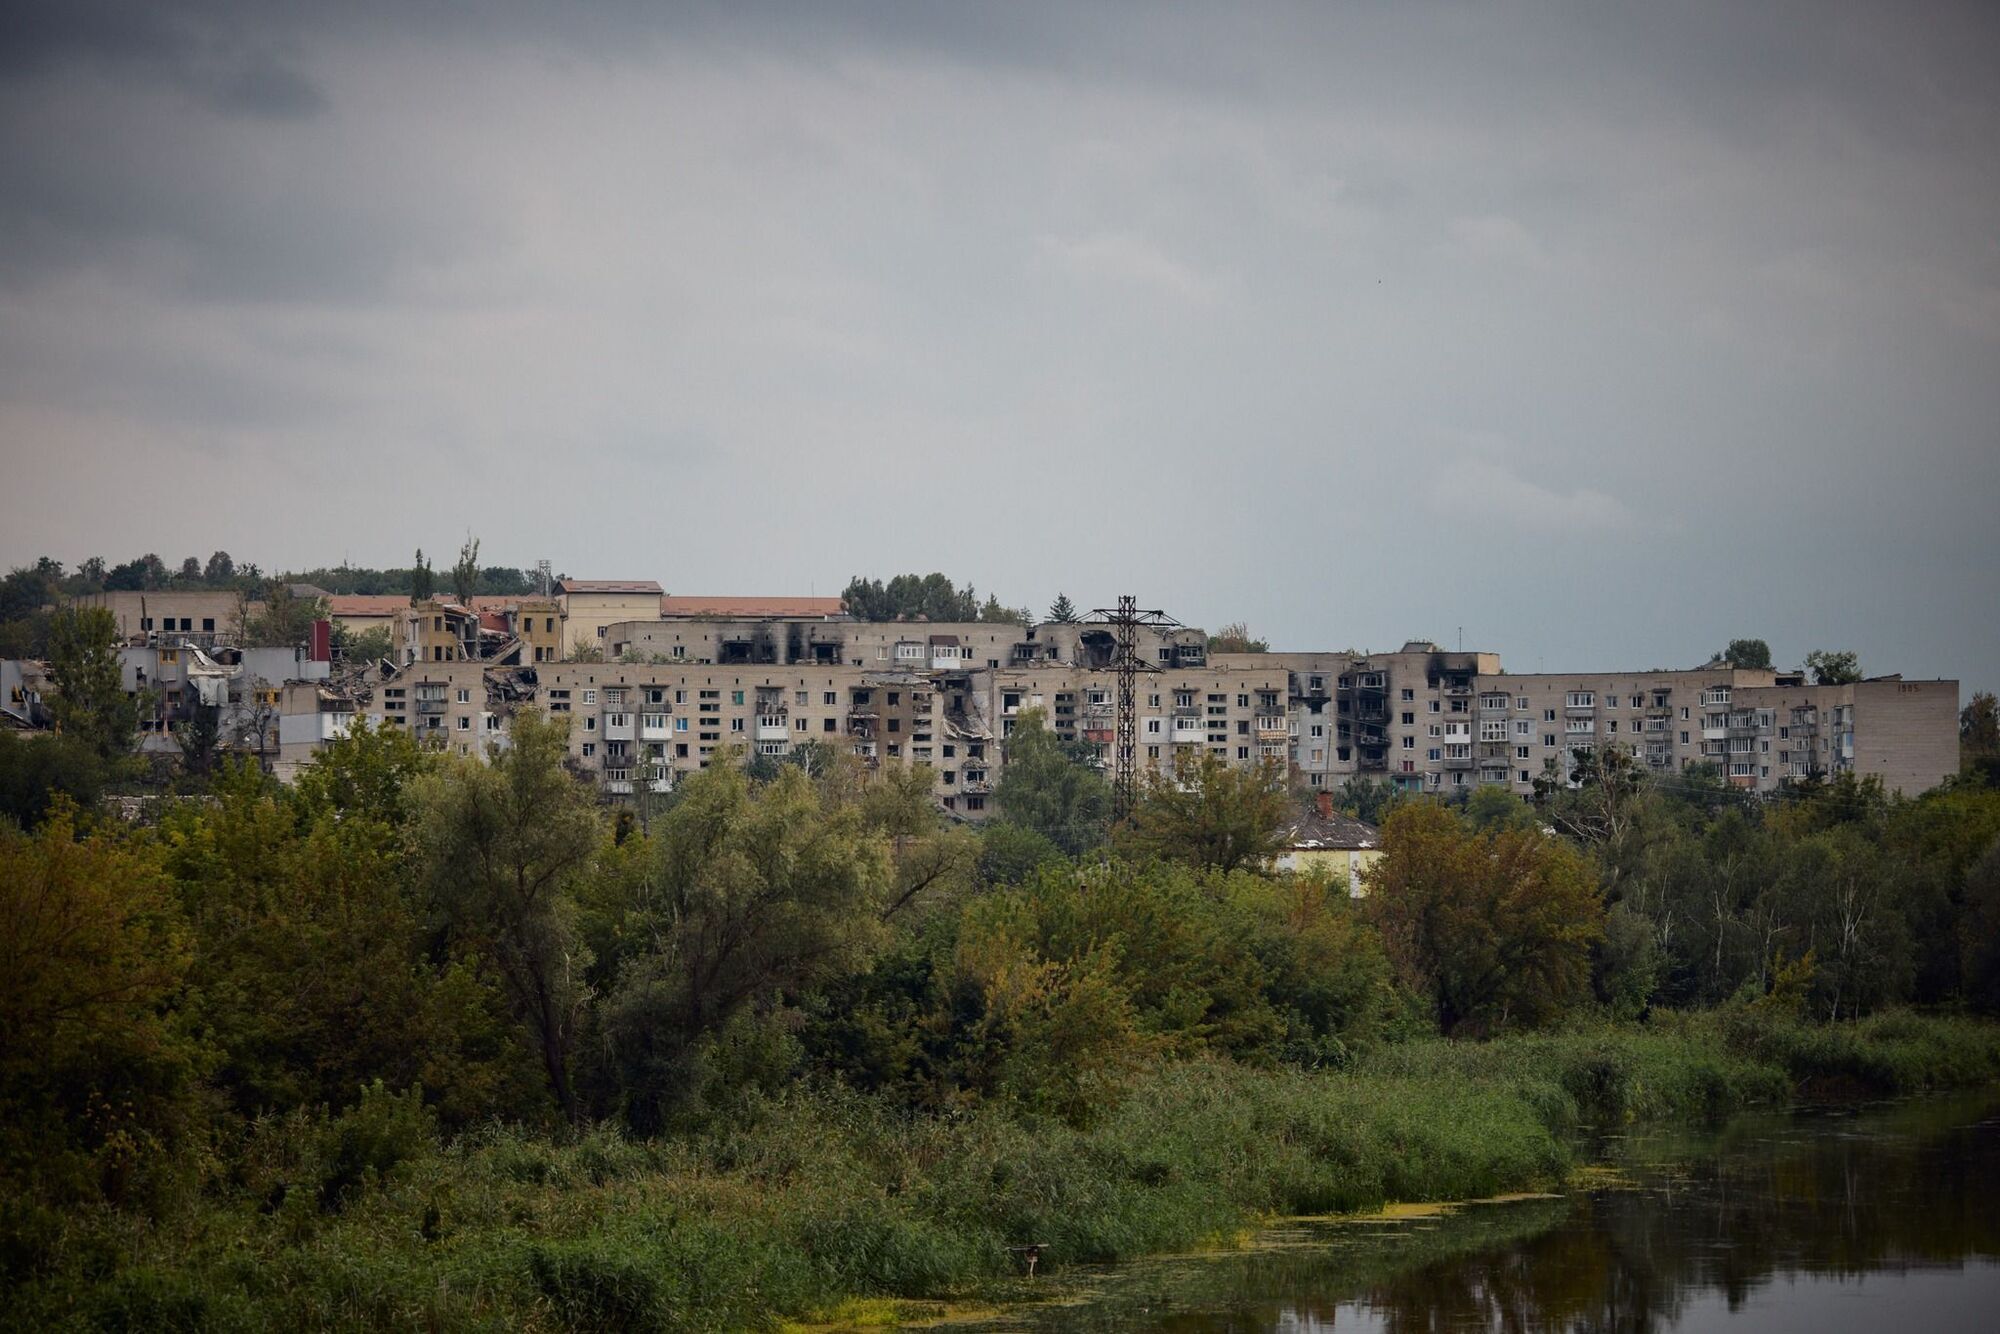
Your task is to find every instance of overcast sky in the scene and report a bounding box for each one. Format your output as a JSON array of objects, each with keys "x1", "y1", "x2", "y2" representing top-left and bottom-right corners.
[{"x1": 2, "y1": 2, "x2": 1995, "y2": 692}]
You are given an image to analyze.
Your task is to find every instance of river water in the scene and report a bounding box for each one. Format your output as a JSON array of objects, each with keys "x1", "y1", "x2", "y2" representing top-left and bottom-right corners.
[{"x1": 953, "y1": 1093, "x2": 2000, "y2": 1332}]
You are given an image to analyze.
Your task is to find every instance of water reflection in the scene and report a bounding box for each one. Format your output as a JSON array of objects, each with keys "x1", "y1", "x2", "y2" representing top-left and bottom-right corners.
[{"x1": 963, "y1": 1094, "x2": 2000, "y2": 1332}]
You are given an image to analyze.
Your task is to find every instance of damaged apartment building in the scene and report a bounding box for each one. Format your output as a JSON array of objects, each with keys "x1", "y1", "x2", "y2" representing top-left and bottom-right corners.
[
  {"x1": 0, "y1": 588, "x2": 362, "y2": 782},
  {"x1": 2, "y1": 581, "x2": 1953, "y2": 811},
  {"x1": 338, "y1": 594, "x2": 1960, "y2": 815}
]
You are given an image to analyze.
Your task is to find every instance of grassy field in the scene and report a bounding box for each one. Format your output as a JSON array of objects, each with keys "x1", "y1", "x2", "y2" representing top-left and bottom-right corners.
[{"x1": 13, "y1": 1009, "x2": 2000, "y2": 1332}]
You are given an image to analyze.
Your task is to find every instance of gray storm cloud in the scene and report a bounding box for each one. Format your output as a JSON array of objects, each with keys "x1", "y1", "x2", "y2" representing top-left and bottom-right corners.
[{"x1": 1, "y1": 1, "x2": 1995, "y2": 691}]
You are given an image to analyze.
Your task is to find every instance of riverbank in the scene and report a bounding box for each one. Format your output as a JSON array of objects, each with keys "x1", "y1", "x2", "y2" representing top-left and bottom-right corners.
[{"x1": 14, "y1": 1010, "x2": 2000, "y2": 1332}]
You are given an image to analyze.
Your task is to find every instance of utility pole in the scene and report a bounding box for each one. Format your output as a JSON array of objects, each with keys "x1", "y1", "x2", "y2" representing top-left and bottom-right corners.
[{"x1": 1087, "y1": 595, "x2": 1179, "y2": 819}]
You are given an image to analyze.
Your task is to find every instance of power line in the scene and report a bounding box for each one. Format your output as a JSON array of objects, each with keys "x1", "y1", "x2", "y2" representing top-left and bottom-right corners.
[{"x1": 1086, "y1": 596, "x2": 1178, "y2": 820}]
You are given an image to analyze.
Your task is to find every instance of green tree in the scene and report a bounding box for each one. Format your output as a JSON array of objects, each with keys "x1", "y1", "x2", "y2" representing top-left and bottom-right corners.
[
  {"x1": 1771, "y1": 827, "x2": 1910, "y2": 1020},
  {"x1": 1207, "y1": 621, "x2": 1270, "y2": 653},
  {"x1": 335, "y1": 623, "x2": 394, "y2": 665},
  {"x1": 103, "y1": 554, "x2": 167, "y2": 591},
  {"x1": 600, "y1": 763, "x2": 890, "y2": 1130},
  {"x1": 0, "y1": 730, "x2": 108, "y2": 828},
  {"x1": 941, "y1": 861, "x2": 1281, "y2": 1116},
  {"x1": 978, "y1": 594, "x2": 1029, "y2": 625},
  {"x1": 1122, "y1": 752, "x2": 1288, "y2": 873},
  {"x1": 1334, "y1": 777, "x2": 1402, "y2": 825},
  {"x1": 840, "y1": 572, "x2": 982, "y2": 622},
  {"x1": 1720, "y1": 638, "x2": 1772, "y2": 670},
  {"x1": 240, "y1": 582, "x2": 327, "y2": 649},
  {"x1": 978, "y1": 821, "x2": 1064, "y2": 884},
  {"x1": 0, "y1": 562, "x2": 60, "y2": 659},
  {"x1": 411, "y1": 710, "x2": 599, "y2": 1123},
  {"x1": 993, "y1": 707, "x2": 1112, "y2": 855},
  {"x1": 1047, "y1": 593, "x2": 1079, "y2": 623},
  {"x1": 0, "y1": 809, "x2": 198, "y2": 1217},
  {"x1": 1234, "y1": 871, "x2": 1396, "y2": 1064},
  {"x1": 0, "y1": 562, "x2": 58, "y2": 623},
  {"x1": 46, "y1": 605, "x2": 138, "y2": 760},
  {"x1": 173, "y1": 705, "x2": 222, "y2": 781},
  {"x1": 451, "y1": 534, "x2": 480, "y2": 606},
  {"x1": 1804, "y1": 648, "x2": 1862, "y2": 685},
  {"x1": 292, "y1": 717, "x2": 432, "y2": 829},
  {"x1": 1961, "y1": 839, "x2": 2000, "y2": 1014},
  {"x1": 743, "y1": 737, "x2": 843, "y2": 785},
  {"x1": 1961, "y1": 691, "x2": 1999, "y2": 780},
  {"x1": 1363, "y1": 802, "x2": 1605, "y2": 1036},
  {"x1": 410, "y1": 549, "x2": 434, "y2": 604},
  {"x1": 160, "y1": 756, "x2": 539, "y2": 1128},
  {"x1": 1464, "y1": 782, "x2": 1539, "y2": 834},
  {"x1": 203, "y1": 550, "x2": 235, "y2": 584}
]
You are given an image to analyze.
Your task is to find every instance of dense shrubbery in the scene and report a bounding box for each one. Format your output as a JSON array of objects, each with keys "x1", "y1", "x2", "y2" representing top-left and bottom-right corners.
[{"x1": 5, "y1": 705, "x2": 2000, "y2": 1327}]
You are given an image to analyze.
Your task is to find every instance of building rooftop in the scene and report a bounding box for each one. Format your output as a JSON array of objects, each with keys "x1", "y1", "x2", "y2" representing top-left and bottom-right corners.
[
  {"x1": 1284, "y1": 798, "x2": 1380, "y2": 851},
  {"x1": 559, "y1": 579, "x2": 665, "y2": 595},
  {"x1": 659, "y1": 595, "x2": 846, "y2": 618},
  {"x1": 327, "y1": 594, "x2": 410, "y2": 616}
]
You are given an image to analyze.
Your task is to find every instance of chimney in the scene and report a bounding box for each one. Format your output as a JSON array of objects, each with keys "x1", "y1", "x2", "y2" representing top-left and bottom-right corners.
[{"x1": 1315, "y1": 790, "x2": 1333, "y2": 820}]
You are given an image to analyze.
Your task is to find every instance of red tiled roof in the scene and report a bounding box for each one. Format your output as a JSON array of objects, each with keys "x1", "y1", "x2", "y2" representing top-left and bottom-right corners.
[
  {"x1": 327, "y1": 595, "x2": 409, "y2": 616},
  {"x1": 660, "y1": 595, "x2": 846, "y2": 618},
  {"x1": 558, "y1": 579, "x2": 664, "y2": 595}
]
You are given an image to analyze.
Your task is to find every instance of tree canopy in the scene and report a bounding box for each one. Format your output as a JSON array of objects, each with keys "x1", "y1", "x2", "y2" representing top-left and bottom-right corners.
[
  {"x1": 1121, "y1": 751, "x2": 1288, "y2": 873},
  {"x1": 1207, "y1": 621, "x2": 1270, "y2": 653},
  {"x1": 46, "y1": 606, "x2": 138, "y2": 760},
  {"x1": 840, "y1": 573, "x2": 1024, "y2": 623},
  {"x1": 1720, "y1": 638, "x2": 1772, "y2": 669},
  {"x1": 993, "y1": 707, "x2": 1112, "y2": 855},
  {"x1": 1363, "y1": 802, "x2": 1604, "y2": 1036},
  {"x1": 1805, "y1": 648, "x2": 1863, "y2": 685}
]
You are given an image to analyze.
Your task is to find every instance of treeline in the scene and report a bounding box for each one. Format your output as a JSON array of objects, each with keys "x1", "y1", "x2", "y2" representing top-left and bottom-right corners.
[
  {"x1": 841, "y1": 571, "x2": 1032, "y2": 624},
  {"x1": 2, "y1": 552, "x2": 548, "y2": 601},
  {"x1": 1315, "y1": 750, "x2": 2000, "y2": 1025},
  {"x1": 5, "y1": 706, "x2": 2000, "y2": 1324}
]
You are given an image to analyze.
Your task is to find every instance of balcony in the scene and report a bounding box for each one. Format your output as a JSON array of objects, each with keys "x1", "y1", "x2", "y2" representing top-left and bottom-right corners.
[
  {"x1": 602, "y1": 715, "x2": 635, "y2": 742},
  {"x1": 414, "y1": 699, "x2": 447, "y2": 716},
  {"x1": 1442, "y1": 752, "x2": 1476, "y2": 769},
  {"x1": 756, "y1": 723, "x2": 789, "y2": 743}
]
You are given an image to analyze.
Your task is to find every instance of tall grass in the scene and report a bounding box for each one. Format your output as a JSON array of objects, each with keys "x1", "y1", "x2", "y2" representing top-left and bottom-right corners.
[{"x1": 12, "y1": 1010, "x2": 2000, "y2": 1332}]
